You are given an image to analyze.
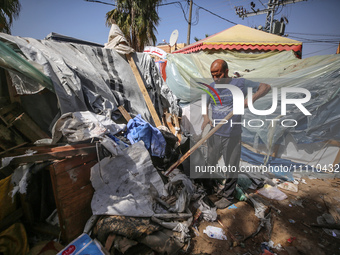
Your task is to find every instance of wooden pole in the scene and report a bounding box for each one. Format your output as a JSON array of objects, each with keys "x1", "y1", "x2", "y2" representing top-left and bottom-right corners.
[
  {"x1": 165, "y1": 111, "x2": 234, "y2": 176},
  {"x1": 126, "y1": 54, "x2": 162, "y2": 127}
]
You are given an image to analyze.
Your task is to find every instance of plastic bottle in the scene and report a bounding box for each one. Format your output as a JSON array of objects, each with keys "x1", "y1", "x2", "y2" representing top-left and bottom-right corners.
[
  {"x1": 235, "y1": 186, "x2": 247, "y2": 201},
  {"x1": 203, "y1": 226, "x2": 227, "y2": 240}
]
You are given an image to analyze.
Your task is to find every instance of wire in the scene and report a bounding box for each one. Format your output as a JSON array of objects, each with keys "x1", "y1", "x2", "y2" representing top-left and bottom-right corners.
[
  {"x1": 303, "y1": 46, "x2": 337, "y2": 57},
  {"x1": 193, "y1": 2, "x2": 238, "y2": 25},
  {"x1": 289, "y1": 35, "x2": 340, "y2": 44},
  {"x1": 286, "y1": 31, "x2": 340, "y2": 37},
  {"x1": 258, "y1": 0, "x2": 266, "y2": 8},
  {"x1": 84, "y1": 0, "x2": 115, "y2": 6}
]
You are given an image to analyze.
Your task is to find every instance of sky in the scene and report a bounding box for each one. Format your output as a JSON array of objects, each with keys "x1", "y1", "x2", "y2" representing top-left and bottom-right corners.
[{"x1": 10, "y1": 0, "x2": 340, "y2": 58}]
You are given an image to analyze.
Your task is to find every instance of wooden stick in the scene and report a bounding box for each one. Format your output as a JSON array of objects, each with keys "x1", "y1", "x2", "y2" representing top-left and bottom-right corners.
[
  {"x1": 118, "y1": 105, "x2": 132, "y2": 122},
  {"x1": 165, "y1": 111, "x2": 234, "y2": 176},
  {"x1": 126, "y1": 54, "x2": 162, "y2": 127}
]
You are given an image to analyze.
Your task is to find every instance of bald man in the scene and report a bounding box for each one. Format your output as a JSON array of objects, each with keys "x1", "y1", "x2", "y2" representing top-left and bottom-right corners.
[{"x1": 202, "y1": 59, "x2": 271, "y2": 209}]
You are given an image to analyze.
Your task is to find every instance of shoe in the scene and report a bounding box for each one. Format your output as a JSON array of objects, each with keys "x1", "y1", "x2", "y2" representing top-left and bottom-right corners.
[{"x1": 214, "y1": 197, "x2": 233, "y2": 209}]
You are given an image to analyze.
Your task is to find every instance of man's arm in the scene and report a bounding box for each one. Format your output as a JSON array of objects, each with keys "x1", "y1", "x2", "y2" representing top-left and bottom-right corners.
[
  {"x1": 244, "y1": 83, "x2": 271, "y2": 108},
  {"x1": 201, "y1": 113, "x2": 212, "y2": 131}
]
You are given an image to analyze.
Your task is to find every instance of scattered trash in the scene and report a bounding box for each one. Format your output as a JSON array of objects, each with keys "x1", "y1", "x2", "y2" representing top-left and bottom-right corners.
[
  {"x1": 197, "y1": 196, "x2": 217, "y2": 222},
  {"x1": 287, "y1": 237, "x2": 296, "y2": 243},
  {"x1": 203, "y1": 226, "x2": 227, "y2": 240},
  {"x1": 235, "y1": 186, "x2": 247, "y2": 201},
  {"x1": 289, "y1": 199, "x2": 304, "y2": 208},
  {"x1": 317, "y1": 213, "x2": 340, "y2": 239},
  {"x1": 227, "y1": 204, "x2": 238, "y2": 209},
  {"x1": 260, "y1": 242, "x2": 274, "y2": 255},
  {"x1": 57, "y1": 233, "x2": 106, "y2": 255},
  {"x1": 289, "y1": 219, "x2": 296, "y2": 223},
  {"x1": 267, "y1": 240, "x2": 283, "y2": 251},
  {"x1": 278, "y1": 182, "x2": 298, "y2": 192},
  {"x1": 257, "y1": 184, "x2": 288, "y2": 200}
]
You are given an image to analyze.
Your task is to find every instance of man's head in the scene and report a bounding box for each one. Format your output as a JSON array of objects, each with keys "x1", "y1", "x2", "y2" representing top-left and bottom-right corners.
[{"x1": 210, "y1": 59, "x2": 229, "y2": 84}]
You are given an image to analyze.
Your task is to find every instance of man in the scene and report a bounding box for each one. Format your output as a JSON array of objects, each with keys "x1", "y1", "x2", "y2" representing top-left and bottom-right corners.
[{"x1": 201, "y1": 59, "x2": 271, "y2": 209}]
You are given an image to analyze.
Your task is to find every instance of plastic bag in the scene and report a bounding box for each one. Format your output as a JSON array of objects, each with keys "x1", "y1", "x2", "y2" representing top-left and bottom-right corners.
[
  {"x1": 257, "y1": 184, "x2": 287, "y2": 200},
  {"x1": 203, "y1": 226, "x2": 227, "y2": 240}
]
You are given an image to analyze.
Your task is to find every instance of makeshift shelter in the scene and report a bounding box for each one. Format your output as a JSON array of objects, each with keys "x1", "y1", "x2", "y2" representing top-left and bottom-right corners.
[
  {"x1": 0, "y1": 31, "x2": 183, "y2": 249},
  {"x1": 165, "y1": 49, "x2": 340, "y2": 180},
  {"x1": 174, "y1": 24, "x2": 302, "y2": 57}
]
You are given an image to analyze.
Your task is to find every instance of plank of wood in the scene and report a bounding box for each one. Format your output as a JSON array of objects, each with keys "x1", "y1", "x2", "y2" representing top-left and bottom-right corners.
[
  {"x1": 165, "y1": 112, "x2": 176, "y2": 135},
  {"x1": 118, "y1": 105, "x2": 132, "y2": 122},
  {"x1": 49, "y1": 158, "x2": 95, "y2": 243},
  {"x1": 3, "y1": 143, "x2": 95, "y2": 157},
  {"x1": 10, "y1": 145, "x2": 96, "y2": 165},
  {"x1": 55, "y1": 161, "x2": 96, "y2": 200},
  {"x1": 63, "y1": 209, "x2": 93, "y2": 242},
  {"x1": 165, "y1": 111, "x2": 234, "y2": 176},
  {"x1": 172, "y1": 114, "x2": 182, "y2": 141},
  {"x1": 11, "y1": 112, "x2": 50, "y2": 141},
  {"x1": 0, "y1": 123, "x2": 26, "y2": 150},
  {"x1": 126, "y1": 54, "x2": 162, "y2": 127},
  {"x1": 53, "y1": 154, "x2": 97, "y2": 175},
  {"x1": 5, "y1": 70, "x2": 20, "y2": 104},
  {"x1": 105, "y1": 234, "x2": 116, "y2": 251}
]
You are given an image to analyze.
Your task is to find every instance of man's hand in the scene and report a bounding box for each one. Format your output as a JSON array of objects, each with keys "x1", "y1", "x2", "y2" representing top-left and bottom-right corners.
[{"x1": 201, "y1": 115, "x2": 212, "y2": 131}]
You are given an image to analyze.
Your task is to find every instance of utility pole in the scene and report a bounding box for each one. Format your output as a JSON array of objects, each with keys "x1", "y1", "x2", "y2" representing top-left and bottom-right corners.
[
  {"x1": 235, "y1": 0, "x2": 307, "y2": 34},
  {"x1": 187, "y1": 0, "x2": 193, "y2": 45}
]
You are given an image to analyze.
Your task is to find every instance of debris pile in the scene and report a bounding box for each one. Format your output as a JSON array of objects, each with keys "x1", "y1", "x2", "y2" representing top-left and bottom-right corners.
[{"x1": 1, "y1": 30, "x2": 340, "y2": 255}]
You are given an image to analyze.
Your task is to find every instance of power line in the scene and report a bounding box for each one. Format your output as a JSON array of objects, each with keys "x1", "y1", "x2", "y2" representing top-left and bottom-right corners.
[
  {"x1": 286, "y1": 31, "x2": 340, "y2": 37},
  {"x1": 84, "y1": 0, "x2": 115, "y2": 6},
  {"x1": 289, "y1": 35, "x2": 340, "y2": 43},
  {"x1": 303, "y1": 45, "x2": 338, "y2": 56},
  {"x1": 193, "y1": 2, "x2": 238, "y2": 25}
]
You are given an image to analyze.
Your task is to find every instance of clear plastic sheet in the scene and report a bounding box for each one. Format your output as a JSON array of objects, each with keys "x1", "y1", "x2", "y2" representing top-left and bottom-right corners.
[{"x1": 166, "y1": 51, "x2": 340, "y2": 151}]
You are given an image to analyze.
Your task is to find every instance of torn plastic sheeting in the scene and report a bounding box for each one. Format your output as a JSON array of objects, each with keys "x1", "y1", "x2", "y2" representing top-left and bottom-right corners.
[
  {"x1": 164, "y1": 173, "x2": 195, "y2": 213},
  {"x1": 126, "y1": 114, "x2": 166, "y2": 157},
  {"x1": 0, "y1": 33, "x2": 176, "y2": 124},
  {"x1": 90, "y1": 141, "x2": 165, "y2": 217},
  {"x1": 104, "y1": 23, "x2": 135, "y2": 55},
  {"x1": 166, "y1": 50, "x2": 340, "y2": 151},
  {"x1": 51, "y1": 111, "x2": 126, "y2": 144},
  {"x1": 0, "y1": 39, "x2": 54, "y2": 93}
]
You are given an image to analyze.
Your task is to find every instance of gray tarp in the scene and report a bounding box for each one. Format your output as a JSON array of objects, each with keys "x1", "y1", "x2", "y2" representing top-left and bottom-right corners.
[
  {"x1": 90, "y1": 141, "x2": 165, "y2": 217},
  {"x1": 0, "y1": 33, "x2": 176, "y2": 127}
]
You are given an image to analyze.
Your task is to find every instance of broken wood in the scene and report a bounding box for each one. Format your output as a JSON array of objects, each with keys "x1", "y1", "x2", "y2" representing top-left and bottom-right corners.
[
  {"x1": 118, "y1": 105, "x2": 132, "y2": 122},
  {"x1": 165, "y1": 111, "x2": 234, "y2": 176},
  {"x1": 49, "y1": 154, "x2": 97, "y2": 243},
  {"x1": 105, "y1": 234, "x2": 116, "y2": 251},
  {"x1": 8, "y1": 145, "x2": 96, "y2": 165},
  {"x1": 126, "y1": 54, "x2": 162, "y2": 127}
]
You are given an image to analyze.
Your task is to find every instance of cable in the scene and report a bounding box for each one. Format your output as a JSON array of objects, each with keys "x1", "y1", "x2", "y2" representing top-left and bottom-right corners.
[
  {"x1": 193, "y1": 2, "x2": 238, "y2": 25},
  {"x1": 258, "y1": 0, "x2": 266, "y2": 8},
  {"x1": 289, "y1": 35, "x2": 340, "y2": 44},
  {"x1": 84, "y1": 0, "x2": 115, "y2": 6},
  {"x1": 286, "y1": 32, "x2": 340, "y2": 37},
  {"x1": 303, "y1": 46, "x2": 338, "y2": 56}
]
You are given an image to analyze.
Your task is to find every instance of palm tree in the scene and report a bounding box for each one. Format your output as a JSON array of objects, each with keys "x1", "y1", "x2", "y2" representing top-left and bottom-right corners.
[
  {"x1": 0, "y1": 0, "x2": 21, "y2": 34},
  {"x1": 106, "y1": 0, "x2": 162, "y2": 52}
]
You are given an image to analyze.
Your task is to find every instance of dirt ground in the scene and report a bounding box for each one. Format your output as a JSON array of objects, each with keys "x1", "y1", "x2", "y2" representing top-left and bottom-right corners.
[{"x1": 187, "y1": 177, "x2": 340, "y2": 255}]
